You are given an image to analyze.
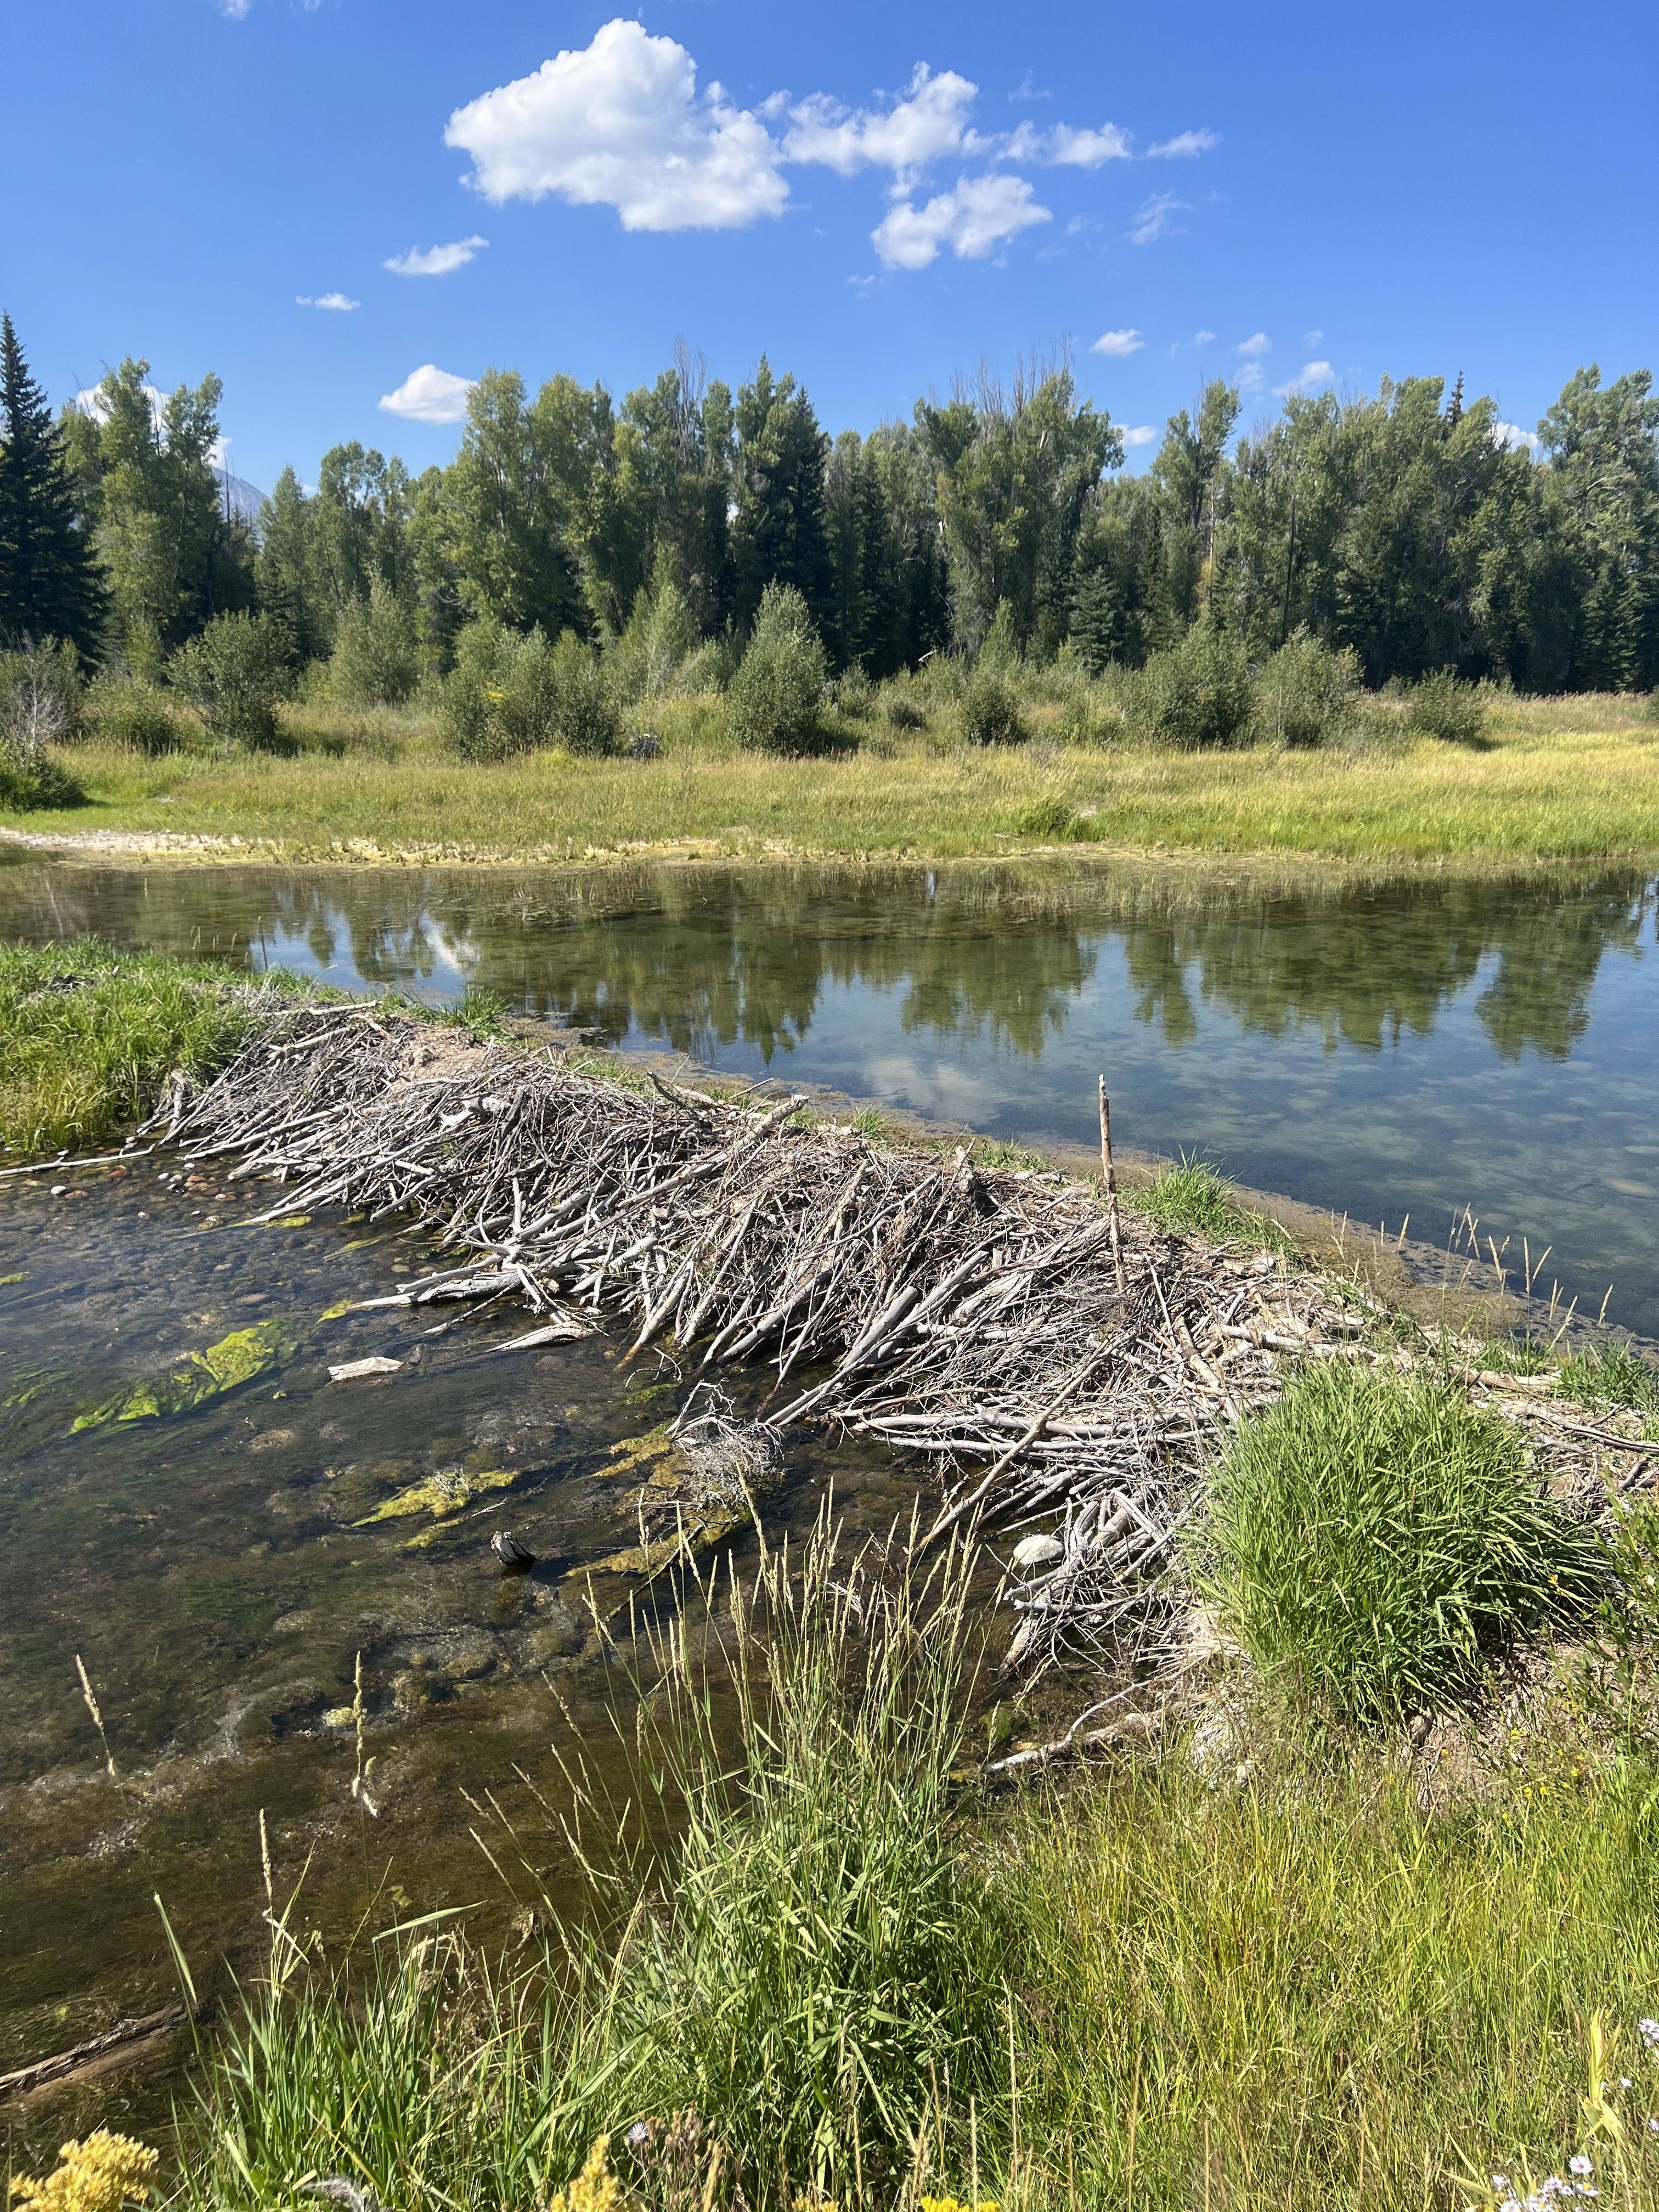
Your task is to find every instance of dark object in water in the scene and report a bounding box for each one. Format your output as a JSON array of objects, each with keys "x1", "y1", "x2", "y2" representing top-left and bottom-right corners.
[{"x1": 492, "y1": 1530, "x2": 535, "y2": 1571}]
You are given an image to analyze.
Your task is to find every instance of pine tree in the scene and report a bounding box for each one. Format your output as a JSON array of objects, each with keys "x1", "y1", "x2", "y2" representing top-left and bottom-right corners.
[
  {"x1": 1444, "y1": 371, "x2": 1465, "y2": 429},
  {"x1": 0, "y1": 314, "x2": 106, "y2": 654}
]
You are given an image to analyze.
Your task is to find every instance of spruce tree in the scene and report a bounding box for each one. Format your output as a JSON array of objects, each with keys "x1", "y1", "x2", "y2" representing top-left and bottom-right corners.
[{"x1": 0, "y1": 314, "x2": 106, "y2": 654}]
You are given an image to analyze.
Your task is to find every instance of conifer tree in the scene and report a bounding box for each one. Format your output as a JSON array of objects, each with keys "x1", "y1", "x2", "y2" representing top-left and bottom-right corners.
[{"x1": 0, "y1": 314, "x2": 106, "y2": 654}]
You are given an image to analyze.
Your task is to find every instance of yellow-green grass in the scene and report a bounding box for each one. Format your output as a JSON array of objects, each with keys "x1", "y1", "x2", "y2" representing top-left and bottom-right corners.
[{"x1": 7, "y1": 692, "x2": 1658, "y2": 866}]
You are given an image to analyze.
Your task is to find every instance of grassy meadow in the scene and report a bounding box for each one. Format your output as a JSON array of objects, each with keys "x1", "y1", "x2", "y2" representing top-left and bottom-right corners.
[{"x1": 4, "y1": 684, "x2": 1659, "y2": 866}]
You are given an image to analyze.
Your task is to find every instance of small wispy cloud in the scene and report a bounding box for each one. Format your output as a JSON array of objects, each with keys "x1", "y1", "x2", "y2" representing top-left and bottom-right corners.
[
  {"x1": 1148, "y1": 128, "x2": 1220, "y2": 157},
  {"x1": 1236, "y1": 331, "x2": 1271, "y2": 357},
  {"x1": 219, "y1": 0, "x2": 252, "y2": 15},
  {"x1": 1273, "y1": 359, "x2": 1334, "y2": 397},
  {"x1": 1009, "y1": 69, "x2": 1051, "y2": 102},
  {"x1": 296, "y1": 292, "x2": 360, "y2": 311},
  {"x1": 1303, "y1": 328, "x2": 1323, "y2": 345},
  {"x1": 1091, "y1": 328, "x2": 1144, "y2": 358},
  {"x1": 1121, "y1": 424, "x2": 1159, "y2": 447},
  {"x1": 1127, "y1": 192, "x2": 1186, "y2": 245},
  {"x1": 1194, "y1": 329, "x2": 1215, "y2": 346},
  {"x1": 380, "y1": 365, "x2": 476, "y2": 424},
  {"x1": 385, "y1": 236, "x2": 489, "y2": 278}
]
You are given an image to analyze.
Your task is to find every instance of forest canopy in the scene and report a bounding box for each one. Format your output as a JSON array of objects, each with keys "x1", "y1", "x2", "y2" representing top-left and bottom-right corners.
[{"x1": 4, "y1": 317, "x2": 1659, "y2": 703}]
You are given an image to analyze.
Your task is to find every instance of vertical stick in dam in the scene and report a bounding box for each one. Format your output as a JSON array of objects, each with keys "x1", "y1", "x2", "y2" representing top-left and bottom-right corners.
[{"x1": 1099, "y1": 1075, "x2": 1126, "y2": 1297}]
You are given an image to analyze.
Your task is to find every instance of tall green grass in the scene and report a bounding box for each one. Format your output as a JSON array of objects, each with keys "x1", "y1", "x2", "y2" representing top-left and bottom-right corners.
[
  {"x1": 0, "y1": 938, "x2": 291, "y2": 1156},
  {"x1": 177, "y1": 1523, "x2": 1007, "y2": 2209},
  {"x1": 1201, "y1": 1364, "x2": 1604, "y2": 1721}
]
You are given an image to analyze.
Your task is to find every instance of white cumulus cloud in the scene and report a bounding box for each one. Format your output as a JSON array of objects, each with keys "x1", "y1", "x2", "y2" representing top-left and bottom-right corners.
[
  {"x1": 379, "y1": 365, "x2": 475, "y2": 425},
  {"x1": 1007, "y1": 120, "x2": 1133, "y2": 166},
  {"x1": 1194, "y1": 329, "x2": 1216, "y2": 345},
  {"x1": 1127, "y1": 193, "x2": 1186, "y2": 245},
  {"x1": 1121, "y1": 424, "x2": 1159, "y2": 447},
  {"x1": 1236, "y1": 331, "x2": 1271, "y2": 357},
  {"x1": 1091, "y1": 328, "x2": 1144, "y2": 358},
  {"x1": 296, "y1": 292, "x2": 360, "y2": 311},
  {"x1": 1495, "y1": 421, "x2": 1542, "y2": 454},
  {"x1": 873, "y1": 173, "x2": 1051, "y2": 269},
  {"x1": 783, "y1": 64, "x2": 978, "y2": 183},
  {"x1": 1148, "y1": 128, "x2": 1220, "y2": 157},
  {"x1": 445, "y1": 20, "x2": 787, "y2": 231},
  {"x1": 1273, "y1": 360, "x2": 1334, "y2": 397},
  {"x1": 385, "y1": 236, "x2": 488, "y2": 278}
]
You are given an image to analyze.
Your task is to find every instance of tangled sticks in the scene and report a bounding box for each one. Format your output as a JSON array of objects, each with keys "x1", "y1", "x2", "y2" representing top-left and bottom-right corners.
[{"x1": 157, "y1": 1004, "x2": 1367, "y2": 1672}]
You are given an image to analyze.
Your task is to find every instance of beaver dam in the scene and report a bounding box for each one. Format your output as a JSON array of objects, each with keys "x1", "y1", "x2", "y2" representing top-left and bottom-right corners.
[{"x1": 151, "y1": 1001, "x2": 1655, "y2": 1682}]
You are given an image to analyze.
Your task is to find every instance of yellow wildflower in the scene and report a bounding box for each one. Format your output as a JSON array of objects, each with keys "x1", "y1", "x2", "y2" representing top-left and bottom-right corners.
[
  {"x1": 543, "y1": 2138, "x2": 631, "y2": 2212},
  {"x1": 10, "y1": 2132, "x2": 159, "y2": 2212}
]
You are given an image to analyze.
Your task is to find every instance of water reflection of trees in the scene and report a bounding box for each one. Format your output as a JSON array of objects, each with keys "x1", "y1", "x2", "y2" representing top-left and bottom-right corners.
[
  {"x1": 1108, "y1": 874, "x2": 1651, "y2": 1062},
  {"x1": 0, "y1": 859, "x2": 1649, "y2": 1069}
]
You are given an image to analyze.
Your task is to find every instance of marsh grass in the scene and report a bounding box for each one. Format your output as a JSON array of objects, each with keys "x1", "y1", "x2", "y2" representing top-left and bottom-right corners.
[
  {"x1": 1201, "y1": 1363, "x2": 1604, "y2": 1722},
  {"x1": 1560, "y1": 1340, "x2": 1659, "y2": 1416},
  {"x1": 13, "y1": 688, "x2": 1659, "y2": 863},
  {"x1": 1125, "y1": 1155, "x2": 1289, "y2": 1249},
  {"x1": 0, "y1": 937, "x2": 295, "y2": 1157}
]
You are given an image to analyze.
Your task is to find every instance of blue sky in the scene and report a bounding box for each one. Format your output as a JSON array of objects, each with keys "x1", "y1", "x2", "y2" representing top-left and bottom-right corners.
[{"x1": 3, "y1": 0, "x2": 1655, "y2": 494}]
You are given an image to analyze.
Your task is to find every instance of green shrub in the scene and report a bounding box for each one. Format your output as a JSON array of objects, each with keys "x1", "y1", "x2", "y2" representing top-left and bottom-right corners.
[
  {"x1": 0, "y1": 643, "x2": 86, "y2": 807},
  {"x1": 1407, "y1": 668, "x2": 1489, "y2": 746},
  {"x1": 1013, "y1": 793, "x2": 1082, "y2": 840},
  {"x1": 87, "y1": 675, "x2": 195, "y2": 755},
  {"x1": 1257, "y1": 630, "x2": 1362, "y2": 748},
  {"x1": 170, "y1": 611, "x2": 295, "y2": 753},
  {"x1": 674, "y1": 634, "x2": 738, "y2": 695},
  {"x1": 831, "y1": 664, "x2": 874, "y2": 717},
  {"x1": 1126, "y1": 622, "x2": 1256, "y2": 748},
  {"x1": 1203, "y1": 1365, "x2": 1603, "y2": 1722},
  {"x1": 441, "y1": 619, "x2": 620, "y2": 760},
  {"x1": 0, "y1": 640, "x2": 82, "y2": 748},
  {"x1": 609, "y1": 560, "x2": 699, "y2": 703},
  {"x1": 0, "y1": 749, "x2": 83, "y2": 811},
  {"x1": 884, "y1": 692, "x2": 926, "y2": 730},
  {"x1": 329, "y1": 578, "x2": 419, "y2": 707},
  {"x1": 958, "y1": 667, "x2": 1026, "y2": 746},
  {"x1": 727, "y1": 584, "x2": 827, "y2": 753}
]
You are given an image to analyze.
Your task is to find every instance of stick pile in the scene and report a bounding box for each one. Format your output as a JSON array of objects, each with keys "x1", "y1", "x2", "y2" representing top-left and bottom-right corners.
[{"x1": 151, "y1": 1006, "x2": 1643, "y2": 1675}]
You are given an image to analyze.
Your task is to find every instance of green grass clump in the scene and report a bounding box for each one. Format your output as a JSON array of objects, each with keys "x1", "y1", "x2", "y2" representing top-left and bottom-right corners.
[
  {"x1": 1560, "y1": 1340, "x2": 1659, "y2": 1415},
  {"x1": 0, "y1": 938, "x2": 294, "y2": 1157},
  {"x1": 1128, "y1": 1155, "x2": 1287, "y2": 1248},
  {"x1": 1202, "y1": 1364, "x2": 1603, "y2": 1721}
]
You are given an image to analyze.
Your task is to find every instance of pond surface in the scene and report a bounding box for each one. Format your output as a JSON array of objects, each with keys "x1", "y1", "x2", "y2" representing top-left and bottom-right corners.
[{"x1": 4, "y1": 849, "x2": 1656, "y2": 1335}]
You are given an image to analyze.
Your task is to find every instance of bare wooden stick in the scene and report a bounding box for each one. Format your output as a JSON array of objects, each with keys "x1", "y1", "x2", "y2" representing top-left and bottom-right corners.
[{"x1": 1098, "y1": 1075, "x2": 1126, "y2": 1296}]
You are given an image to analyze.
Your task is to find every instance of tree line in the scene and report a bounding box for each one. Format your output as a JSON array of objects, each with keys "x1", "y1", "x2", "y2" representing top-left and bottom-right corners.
[{"x1": 3, "y1": 312, "x2": 1659, "y2": 698}]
